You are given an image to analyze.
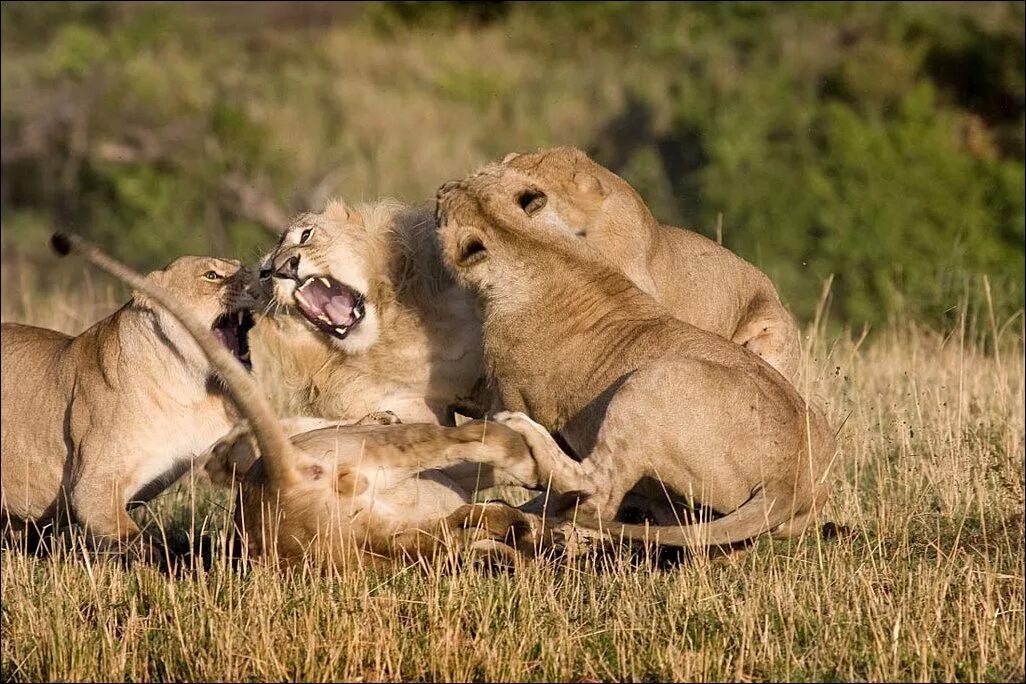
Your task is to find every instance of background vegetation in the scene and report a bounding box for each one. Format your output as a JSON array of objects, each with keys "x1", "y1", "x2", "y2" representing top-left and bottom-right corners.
[{"x1": 2, "y1": 1, "x2": 1023, "y2": 328}]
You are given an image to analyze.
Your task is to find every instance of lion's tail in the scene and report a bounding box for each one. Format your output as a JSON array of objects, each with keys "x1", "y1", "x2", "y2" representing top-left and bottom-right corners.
[
  {"x1": 579, "y1": 488, "x2": 794, "y2": 549},
  {"x1": 51, "y1": 232, "x2": 300, "y2": 489}
]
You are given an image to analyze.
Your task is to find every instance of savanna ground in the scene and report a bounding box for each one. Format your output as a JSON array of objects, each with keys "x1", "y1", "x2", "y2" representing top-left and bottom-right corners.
[{"x1": 1, "y1": 277, "x2": 1023, "y2": 682}]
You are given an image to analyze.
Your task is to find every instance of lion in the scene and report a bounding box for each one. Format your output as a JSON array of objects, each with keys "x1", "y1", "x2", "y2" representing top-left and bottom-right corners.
[
  {"x1": 201, "y1": 197, "x2": 497, "y2": 498},
  {"x1": 482, "y1": 147, "x2": 800, "y2": 380},
  {"x1": 52, "y1": 233, "x2": 579, "y2": 569},
  {"x1": 0, "y1": 250, "x2": 256, "y2": 545},
  {"x1": 247, "y1": 198, "x2": 488, "y2": 425},
  {"x1": 434, "y1": 175, "x2": 836, "y2": 548}
]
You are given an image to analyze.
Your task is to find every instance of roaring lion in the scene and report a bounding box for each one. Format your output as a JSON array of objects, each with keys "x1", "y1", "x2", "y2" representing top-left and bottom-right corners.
[
  {"x1": 53, "y1": 233, "x2": 577, "y2": 569},
  {"x1": 247, "y1": 198, "x2": 488, "y2": 425},
  {"x1": 1, "y1": 251, "x2": 255, "y2": 544},
  {"x1": 485, "y1": 147, "x2": 800, "y2": 380},
  {"x1": 435, "y1": 174, "x2": 836, "y2": 547}
]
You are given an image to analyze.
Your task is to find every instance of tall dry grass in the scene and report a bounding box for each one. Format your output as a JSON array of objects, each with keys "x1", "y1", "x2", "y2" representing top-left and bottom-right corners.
[{"x1": 1, "y1": 280, "x2": 1023, "y2": 682}]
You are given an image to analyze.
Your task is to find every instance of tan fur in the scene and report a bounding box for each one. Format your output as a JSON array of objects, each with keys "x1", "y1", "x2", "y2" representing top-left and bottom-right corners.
[
  {"x1": 480, "y1": 147, "x2": 800, "y2": 380},
  {"x1": 252, "y1": 199, "x2": 487, "y2": 425},
  {"x1": 54, "y1": 234, "x2": 563, "y2": 568},
  {"x1": 435, "y1": 176, "x2": 836, "y2": 548},
  {"x1": 226, "y1": 420, "x2": 546, "y2": 568},
  {"x1": 1, "y1": 255, "x2": 250, "y2": 542},
  {"x1": 204, "y1": 198, "x2": 493, "y2": 490}
]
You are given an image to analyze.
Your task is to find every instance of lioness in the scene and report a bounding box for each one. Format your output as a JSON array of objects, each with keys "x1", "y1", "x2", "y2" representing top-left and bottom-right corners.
[
  {"x1": 482, "y1": 147, "x2": 800, "y2": 380},
  {"x1": 52, "y1": 233, "x2": 568, "y2": 569},
  {"x1": 435, "y1": 176, "x2": 836, "y2": 547},
  {"x1": 1, "y1": 253, "x2": 254, "y2": 543}
]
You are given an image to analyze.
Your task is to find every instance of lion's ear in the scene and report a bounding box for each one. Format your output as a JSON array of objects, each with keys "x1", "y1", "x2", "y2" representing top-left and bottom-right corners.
[
  {"x1": 131, "y1": 269, "x2": 168, "y2": 310},
  {"x1": 501, "y1": 152, "x2": 521, "y2": 164},
  {"x1": 573, "y1": 172, "x2": 608, "y2": 200},
  {"x1": 343, "y1": 206, "x2": 364, "y2": 224}
]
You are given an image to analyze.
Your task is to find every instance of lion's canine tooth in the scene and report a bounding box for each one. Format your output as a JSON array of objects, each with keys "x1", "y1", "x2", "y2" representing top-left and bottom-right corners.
[
  {"x1": 319, "y1": 277, "x2": 331, "y2": 288},
  {"x1": 294, "y1": 290, "x2": 311, "y2": 308}
]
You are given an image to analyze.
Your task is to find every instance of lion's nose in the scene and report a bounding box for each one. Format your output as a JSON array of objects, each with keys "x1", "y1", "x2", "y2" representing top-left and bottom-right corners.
[{"x1": 274, "y1": 255, "x2": 300, "y2": 280}]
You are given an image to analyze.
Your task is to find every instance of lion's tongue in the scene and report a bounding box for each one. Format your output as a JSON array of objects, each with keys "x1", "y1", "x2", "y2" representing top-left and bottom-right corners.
[
  {"x1": 296, "y1": 279, "x2": 357, "y2": 326},
  {"x1": 324, "y1": 295, "x2": 357, "y2": 326}
]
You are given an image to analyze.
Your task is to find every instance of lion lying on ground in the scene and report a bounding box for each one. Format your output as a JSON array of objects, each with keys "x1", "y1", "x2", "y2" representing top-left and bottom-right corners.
[
  {"x1": 435, "y1": 174, "x2": 836, "y2": 548},
  {"x1": 1, "y1": 253, "x2": 255, "y2": 545},
  {"x1": 486, "y1": 147, "x2": 801, "y2": 380},
  {"x1": 53, "y1": 233, "x2": 577, "y2": 569}
]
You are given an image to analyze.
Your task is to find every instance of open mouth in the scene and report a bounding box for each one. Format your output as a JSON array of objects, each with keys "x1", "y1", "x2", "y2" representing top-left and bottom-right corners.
[
  {"x1": 212, "y1": 310, "x2": 255, "y2": 369},
  {"x1": 293, "y1": 276, "x2": 365, "y2": 340}
]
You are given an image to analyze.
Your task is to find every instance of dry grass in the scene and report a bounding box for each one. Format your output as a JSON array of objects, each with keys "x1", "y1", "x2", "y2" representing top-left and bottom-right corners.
[{"x1": 1, "y1": 282, "x2": 1023, "y2": 682}]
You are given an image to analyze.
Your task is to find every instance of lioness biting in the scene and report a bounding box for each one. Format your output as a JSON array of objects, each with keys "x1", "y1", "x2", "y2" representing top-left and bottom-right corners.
[
  {"x1": 1, "y1": 254, "x2": 254, "y2": 544},
  {"x1": 435, "y1": 176, "x2": 836, "y2": 548},
  {"x1": 52, "y1": 233, "x2": 569, "y2": 569},
  {"x1": 484, "y1": 147, "x2": 800, "y2": 380}
]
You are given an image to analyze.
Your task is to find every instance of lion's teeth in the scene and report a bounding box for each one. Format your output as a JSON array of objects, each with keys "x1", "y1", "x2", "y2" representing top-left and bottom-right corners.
[
  {"x1": 295, "y1": 290, "x2": 310, "y2": 307},
  {"x1": 319, "y1": 277, "x2": 331, "y2": 287},
  {"x1": 334, "y1": 325, "x2": 348, "y2": 335},
  {"x1": 318, "y1": 315, "x2": 331, "y2": 325}
]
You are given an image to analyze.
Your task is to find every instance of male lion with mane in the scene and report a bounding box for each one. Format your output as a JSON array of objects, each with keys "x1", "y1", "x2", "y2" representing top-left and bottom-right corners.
[
  {"x1": 204, "y1": 198, "x2": 495, "y2": 481},
  {"x1": 249, "y1": 198, "x2": 486, "y2": 425}
]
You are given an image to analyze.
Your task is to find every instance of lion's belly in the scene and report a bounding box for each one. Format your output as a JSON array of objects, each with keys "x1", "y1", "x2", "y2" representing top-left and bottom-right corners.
[{"x1": 353, "y1": 467, "x2": 468, "y2": 533}]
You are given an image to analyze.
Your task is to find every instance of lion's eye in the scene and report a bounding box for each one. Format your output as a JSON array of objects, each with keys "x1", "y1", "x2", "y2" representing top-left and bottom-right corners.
[
  {"x1": 204, "y1": 271, "x2": 223, "y2": 281},
  {"x1": 299, "y1": 228, "x2": 313, "y2": 244},
  {"x1": 518, "y1": 190, "x2": 547, "y2": 217}
]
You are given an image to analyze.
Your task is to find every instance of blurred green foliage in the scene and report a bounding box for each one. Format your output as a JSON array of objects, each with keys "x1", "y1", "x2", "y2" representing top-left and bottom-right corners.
[{"x1": 2, "y1": 1, "x2": 1023, "y2": 328}]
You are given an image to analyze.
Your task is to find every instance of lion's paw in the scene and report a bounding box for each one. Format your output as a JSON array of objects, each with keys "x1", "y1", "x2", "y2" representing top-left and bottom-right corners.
[
  {"x1": 203, "y1": 422, "x2": 259, "y2": 486},
  {"x1": 356, "y1": 410, "x2": 402, "y2": 426}
]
